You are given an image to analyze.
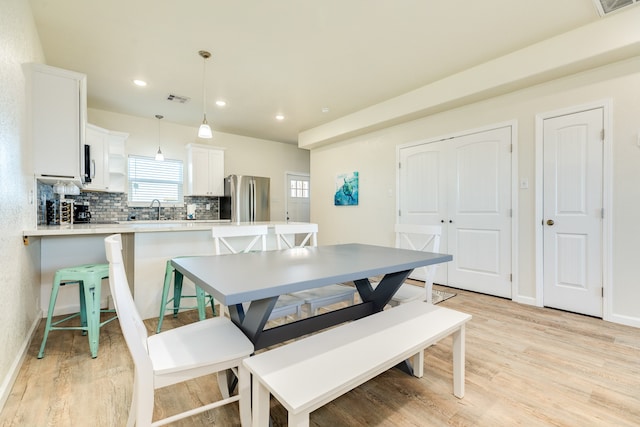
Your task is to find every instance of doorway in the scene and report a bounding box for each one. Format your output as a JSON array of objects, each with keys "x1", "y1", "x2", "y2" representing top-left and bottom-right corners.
[
  {"x1": 536, "y1": 102, "x2": 611, "y2": 318},
  {"x1": 285, "y1": 172, "x2": 310, "y2": 223}
]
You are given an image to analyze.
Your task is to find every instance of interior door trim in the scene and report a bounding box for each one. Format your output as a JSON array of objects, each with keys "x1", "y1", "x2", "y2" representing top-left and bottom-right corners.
[{"x1": 534, "y1": 99, "x2": 613, "y2": 321}]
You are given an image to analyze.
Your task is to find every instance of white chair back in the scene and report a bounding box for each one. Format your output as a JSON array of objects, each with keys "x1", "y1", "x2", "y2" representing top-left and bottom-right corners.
[
  {"x1": 394, "y1": 224, "x2": 442, "y2": 286},
  {"x1": 211, "y1": 224, "x2": 268, "y2": 255},
  {"x1": 273, "y1": 223, "x2": 318, "y2": 249},
  {"x1": 104, "y1": 234, "x2": 154, "y2": 424}
]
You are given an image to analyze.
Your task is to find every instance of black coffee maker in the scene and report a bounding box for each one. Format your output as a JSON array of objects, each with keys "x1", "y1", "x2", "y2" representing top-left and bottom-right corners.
[{"x1": 74, "y1": 201, "x2": 92, "y2": 223}]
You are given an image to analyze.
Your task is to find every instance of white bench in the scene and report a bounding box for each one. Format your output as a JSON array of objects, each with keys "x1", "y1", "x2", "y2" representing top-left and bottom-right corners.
[{"x1": 243, "y1": 300, "x2": 472, "y2": 426}]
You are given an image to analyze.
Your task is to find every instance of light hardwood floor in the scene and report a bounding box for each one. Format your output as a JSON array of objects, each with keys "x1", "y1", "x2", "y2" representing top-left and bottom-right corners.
[{"x1": 1, "y1": 285, "x2": 639, "y2": 426}]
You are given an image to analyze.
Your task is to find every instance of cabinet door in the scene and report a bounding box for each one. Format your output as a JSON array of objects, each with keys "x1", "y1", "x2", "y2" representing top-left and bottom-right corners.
[
  {"x1": 187, "y1": 145, "x2": 225, "y2": 196},
  {"x1": 31, "y1": 64, "x2": 86, "y2": 180},
  {"x1": 188, "y1": 147, "x2": 211, "y2": 195},
  {"x1": 207, "y1": 149, "x2": 225, "y2": 196},
  {"x1": 84, "y1": 125, "x2": 109, "y2": 191}
]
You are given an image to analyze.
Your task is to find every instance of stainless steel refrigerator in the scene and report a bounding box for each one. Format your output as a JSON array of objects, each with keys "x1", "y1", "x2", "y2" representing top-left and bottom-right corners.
[{"x1": 223, "y1": 175, "x2": 270, "y2": 222}]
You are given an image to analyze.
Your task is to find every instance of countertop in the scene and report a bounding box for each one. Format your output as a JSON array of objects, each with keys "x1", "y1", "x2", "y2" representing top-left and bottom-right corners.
[{"x1": 23, "y1": 220, "x2": 300, "y2": 237}]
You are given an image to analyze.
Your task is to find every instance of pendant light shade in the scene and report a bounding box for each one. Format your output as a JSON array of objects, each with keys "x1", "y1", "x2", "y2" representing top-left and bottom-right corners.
[
  {"x1": 198, "y1": 50, "x2": 213, "y2": 139},
  {"x1": 155, "y1": 114, "x2": 165, "y2": 161}
]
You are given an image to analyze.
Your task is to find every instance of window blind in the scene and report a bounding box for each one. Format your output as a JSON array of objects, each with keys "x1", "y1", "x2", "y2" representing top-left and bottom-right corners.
[{"x1": 128, "y1": 155, "x2": 183, "y2": 204}]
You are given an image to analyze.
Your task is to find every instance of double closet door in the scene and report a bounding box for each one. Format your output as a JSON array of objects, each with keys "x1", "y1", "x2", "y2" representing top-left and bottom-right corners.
[{"x1": 398, "y1": 126, "x2": 512, "y2": 298}]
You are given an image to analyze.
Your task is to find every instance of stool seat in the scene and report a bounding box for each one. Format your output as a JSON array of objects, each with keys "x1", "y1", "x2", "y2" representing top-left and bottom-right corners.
[
  {"x1": 38, "y1": 263, "x2": 117, "y2": 359},
  {"x1": 156, "y1": 258, "x2": 216, "y2": 333}
]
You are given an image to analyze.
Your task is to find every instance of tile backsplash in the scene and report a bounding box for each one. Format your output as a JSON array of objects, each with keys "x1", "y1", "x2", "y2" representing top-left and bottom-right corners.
[{"x1": 37, "y1": 183, "x2": 222, "y2": 225}]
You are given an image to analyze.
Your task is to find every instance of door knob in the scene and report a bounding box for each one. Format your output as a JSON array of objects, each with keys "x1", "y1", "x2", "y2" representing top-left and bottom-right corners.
[{"x1": 546, "y1": 219, "x2": 554, "y2": 226}]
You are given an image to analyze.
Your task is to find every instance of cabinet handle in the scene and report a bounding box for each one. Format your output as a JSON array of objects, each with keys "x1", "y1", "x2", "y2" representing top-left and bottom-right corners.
[
  {"x1": 449, "y1": 220, "x2": 453, "y2": 223},
  {"x1": 546, "y1": 219, "x2": 555, "y2": 226},
  {"x1": 91, "y1": 159, "x2": 96, "y2": 179}
]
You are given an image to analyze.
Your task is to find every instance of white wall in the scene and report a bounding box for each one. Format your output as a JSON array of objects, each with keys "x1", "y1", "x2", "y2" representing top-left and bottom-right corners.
[
  {"x1": 0, "y1": 0, "x2": 45, "y2": 409},
  {"x1": 310, "y1": 57, "x2": 640, "y2": 326},
  {"x1": 88, "y1": 109, "x2": 310, "y2": 221}
]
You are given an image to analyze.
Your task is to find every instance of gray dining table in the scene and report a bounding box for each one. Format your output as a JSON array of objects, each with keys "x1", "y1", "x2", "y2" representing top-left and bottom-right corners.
[{"x1": 171, "y1": 243, "x2": 452, "y2": 350}]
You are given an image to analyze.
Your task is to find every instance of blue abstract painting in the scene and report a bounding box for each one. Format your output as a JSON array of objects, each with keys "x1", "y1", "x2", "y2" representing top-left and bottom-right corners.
[{"x1": 334, "y1": 171, "x2": 359, "y2": 206}]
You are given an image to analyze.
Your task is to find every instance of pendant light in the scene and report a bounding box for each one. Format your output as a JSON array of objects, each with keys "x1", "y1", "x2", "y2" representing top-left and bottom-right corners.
[
  {"x1": 155, "y1": 114, "x2": 165, "y2": 161},
  {"x1": 198, "y1": 50, "x2": 213, "y2": 139}
]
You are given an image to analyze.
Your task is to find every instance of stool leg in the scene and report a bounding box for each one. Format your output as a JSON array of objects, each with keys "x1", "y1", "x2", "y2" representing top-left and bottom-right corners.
[
  {"x1": 196, "y1": 286, "x2": 207, "y2": 321},
  {"x1": 156, "y1": 261, "x2": 174, "y2": 333},
  {"x1": 173, "y1": 271, "x2": 184, "y2": 318},
  {"x1": 84, "y1": 280, "x2": 101, "y2": 358},
  {"x1": 38, "y1": 272, "x2": 63, "y2": 359},
  {"x1": 79, "y1": 282, "x2": 88, "y2": 336}
]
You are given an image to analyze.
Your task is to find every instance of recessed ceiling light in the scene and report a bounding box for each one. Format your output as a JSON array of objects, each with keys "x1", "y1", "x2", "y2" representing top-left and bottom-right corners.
[
  {"x1": 215, "y1": 100, "x2": 227, "y2": 107},
  {"x1": 133, "y1": 79, "x2": 147, "y2": 87},
  {"x1": 275, "y1": 114, "x2": 285, "y2": 121},
  {"x1": 321, "y1": 107, "x2": 330, "y2": 113}
]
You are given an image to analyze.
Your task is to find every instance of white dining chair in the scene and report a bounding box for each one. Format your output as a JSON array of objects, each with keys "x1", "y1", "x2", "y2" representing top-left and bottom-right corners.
[
  {"x1": 274, "y1": 223, "x2": 356, "y2": 316},
  {"x1": 104, "y1": 234, "x2": 254, "y2": 427},
  {"x1": 211, "y1": 224, "x2": 305, "y2": 321},
  {"x1": 372, "y1": 224, "x2": 442, "y2": 305}
]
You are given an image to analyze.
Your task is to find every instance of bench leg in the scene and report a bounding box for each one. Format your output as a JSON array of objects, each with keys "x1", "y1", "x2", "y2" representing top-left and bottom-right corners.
[
  {"x1": 252, "y1": 376, "x2": 271, "y2": 427},
  {"x1": 452, "y1": 325, "x2": 465, "y2": 398},
  {"x1": 410, "y1": 350, "x2": 424, "y2": 378},
  {"x1": 289, "y1": 411, "x2": 310, "y2": 427},
  {"x1": 237, "y1": 364, "x2": 251, "y2": 427}
]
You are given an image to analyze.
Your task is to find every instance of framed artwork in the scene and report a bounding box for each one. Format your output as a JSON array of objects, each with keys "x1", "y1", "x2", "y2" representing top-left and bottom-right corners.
[{"x1": 334, "y1": 171, "x2": 359, "y2": 206}]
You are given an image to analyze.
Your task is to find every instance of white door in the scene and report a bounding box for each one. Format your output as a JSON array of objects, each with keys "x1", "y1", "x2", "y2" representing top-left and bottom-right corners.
[
  {"x1": 286, "y1": 173, "x2": 310, "y2": 223},
  {"x1": 543, "y1": 109, "x2": 603, "y2": 317},
  {"x1": 399, "y1": 126, "x2": 512, "y2": 298}
]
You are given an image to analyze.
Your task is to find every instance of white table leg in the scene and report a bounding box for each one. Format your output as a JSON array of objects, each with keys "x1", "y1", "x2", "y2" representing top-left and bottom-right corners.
[
  {"x1": 452, "y1": 325, "x2": 465, "y2": 398},
  {"x1": 252, "y1": 376, "x2": 271, "y2": 427}
]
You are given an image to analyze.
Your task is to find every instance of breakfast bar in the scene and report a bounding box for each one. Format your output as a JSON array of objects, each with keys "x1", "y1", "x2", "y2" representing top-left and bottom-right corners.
[{"x1": 23, "y1": 221, "x2": 300, "y2": 319}]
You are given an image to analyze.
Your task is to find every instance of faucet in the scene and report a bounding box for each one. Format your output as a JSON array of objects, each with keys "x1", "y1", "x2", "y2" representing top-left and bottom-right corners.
[{"x1": 149, "y1": 199, "x2": 161, "y2": 220}]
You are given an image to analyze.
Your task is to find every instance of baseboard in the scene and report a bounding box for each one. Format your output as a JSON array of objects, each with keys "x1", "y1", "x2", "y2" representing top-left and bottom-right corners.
[
  {"x1": 608, "y1": 312, "x2": 640, "y2": 328},
  {"x1": 0, "y1": 313, "x2": 42, "y2": 413},
  {"x1": 512, "y1": 294, "x2": 537, "y2": 306}
]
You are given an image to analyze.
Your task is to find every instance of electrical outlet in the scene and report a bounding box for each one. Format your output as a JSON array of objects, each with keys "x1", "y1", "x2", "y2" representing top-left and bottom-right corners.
[{"x1": 205, "y1": 203, "x2": 211, "y2": 210}]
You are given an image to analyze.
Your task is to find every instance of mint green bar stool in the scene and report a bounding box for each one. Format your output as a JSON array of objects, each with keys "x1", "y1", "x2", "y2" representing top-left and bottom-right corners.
[
  {"x1": 156, "y1": 259, "x2": 216, "y2": 333},
  {"x1": 38, "y1": 264, "x2": 117, "y2": 359}
]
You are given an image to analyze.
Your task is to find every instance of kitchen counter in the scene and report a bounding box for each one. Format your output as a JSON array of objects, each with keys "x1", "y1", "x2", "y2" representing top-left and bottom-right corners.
[
  {"x1": 23, "y1": 219, "x2": 232, "y2": 237},
  {"x1": 27, "y1": 220, "x2": 313, "y2": 319}
]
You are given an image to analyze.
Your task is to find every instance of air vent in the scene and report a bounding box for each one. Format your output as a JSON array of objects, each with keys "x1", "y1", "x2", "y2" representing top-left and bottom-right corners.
[
  {"x1": 166, "y1": 94, "x2": 191, "y2": 103},
  {"x1": 593, "y1": 0, "x2": 638, "y2": 16}
]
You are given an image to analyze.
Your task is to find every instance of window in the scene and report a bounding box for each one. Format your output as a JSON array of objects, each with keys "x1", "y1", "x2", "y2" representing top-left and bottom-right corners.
[
  {"x1": 290, "y1": 179, "x2": 309, "y2": 198},
  {"x1": 128, "y1": 155, "x2": 183, "y2": 205}
]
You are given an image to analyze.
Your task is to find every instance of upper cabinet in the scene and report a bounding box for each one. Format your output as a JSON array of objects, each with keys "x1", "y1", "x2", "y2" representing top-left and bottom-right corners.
[
  {"x1": 186, "y1": 144, "x2": 225, "y2": 196},
  {"x1": 107, "y1": 131, "x2": 128, "y2": 193},
  {"x1": 84, "y1": 123, "x2": 128, "y2": 192},
  {"x1": 29, "y1": 63, "x2": 86, "y2": 185},
  {"x1": 84, "y1": 124, "x2": 108, "y2": 190}
]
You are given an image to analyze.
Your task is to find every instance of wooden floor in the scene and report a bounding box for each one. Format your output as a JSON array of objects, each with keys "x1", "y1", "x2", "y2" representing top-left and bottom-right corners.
[{"x1": 1, "y1": 285, "x2": 639, "y2": 426}]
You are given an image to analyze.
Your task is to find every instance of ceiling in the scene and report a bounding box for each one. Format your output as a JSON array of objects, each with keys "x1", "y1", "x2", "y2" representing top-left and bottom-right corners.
[{"x1": 29, "y1": 1, "x2": 605, "y2": 145}]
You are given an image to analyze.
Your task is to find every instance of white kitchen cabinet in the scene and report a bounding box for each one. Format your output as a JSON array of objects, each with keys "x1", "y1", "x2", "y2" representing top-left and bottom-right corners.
[
  {"x1": 83, "y1": 124, "x2": 109, "y2": 190},
  {"x1": 107, "y1": 131, "x2": 128, "y2": 193},
  {"x1": 186, "y1": 144, "x2": 225, "y2": 196},
  {"x1": 83, "y1": 124, "x2": 129, "y2": 192},
  {"x1": 30, "y1": 63, "x2": 86, "y2": 184}
]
